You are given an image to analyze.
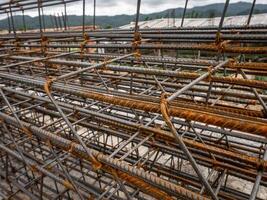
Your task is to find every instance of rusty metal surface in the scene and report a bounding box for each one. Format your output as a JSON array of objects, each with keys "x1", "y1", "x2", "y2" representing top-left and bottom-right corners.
[{"x1": 0, "y1": 1, "x2": 267, "y2": 200}]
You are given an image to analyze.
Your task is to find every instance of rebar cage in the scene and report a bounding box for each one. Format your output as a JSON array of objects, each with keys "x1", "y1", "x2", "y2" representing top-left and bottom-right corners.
[{"x1": 0, "y1": 0, "x2": 267, "y2": 200}]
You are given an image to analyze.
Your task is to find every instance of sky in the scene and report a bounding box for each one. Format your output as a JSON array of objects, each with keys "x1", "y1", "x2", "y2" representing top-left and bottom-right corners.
[{"x1": 4, "y1": 0, "x2": 267, "y2": 17}]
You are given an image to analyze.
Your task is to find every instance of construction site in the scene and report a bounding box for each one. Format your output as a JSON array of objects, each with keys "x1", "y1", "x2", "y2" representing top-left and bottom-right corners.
[{"x1": 0, "y1": 0, "x2": 267, "y2": 199}]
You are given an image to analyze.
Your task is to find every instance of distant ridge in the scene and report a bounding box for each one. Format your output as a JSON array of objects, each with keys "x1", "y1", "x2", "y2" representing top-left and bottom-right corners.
[{"x1": 0, "y1": 1, "x2": 266, "y2": 30}]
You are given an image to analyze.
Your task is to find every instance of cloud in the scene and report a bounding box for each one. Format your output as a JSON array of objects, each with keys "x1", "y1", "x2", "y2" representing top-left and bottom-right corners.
[
  {"x1": 65, "y1": 0, "x2": 267, "y2": 15},
  {"x1": 6, "y1": 0, "x2": 267, "y2": 17}
]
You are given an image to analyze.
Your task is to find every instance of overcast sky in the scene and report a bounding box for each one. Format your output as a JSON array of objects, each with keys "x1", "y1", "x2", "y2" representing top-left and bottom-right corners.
[{"x1": 10, "y1": 0, "x2": 267, "y2": 17}]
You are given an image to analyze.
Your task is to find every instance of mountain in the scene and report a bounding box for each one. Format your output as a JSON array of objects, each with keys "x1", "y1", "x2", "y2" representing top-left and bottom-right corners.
[{"x1": 0, "y1": 1, "x2": 267, "y2": 30}]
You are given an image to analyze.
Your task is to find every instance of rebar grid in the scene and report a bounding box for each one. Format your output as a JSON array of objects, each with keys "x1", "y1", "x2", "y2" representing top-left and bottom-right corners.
[{"x1": 0, "y1": 0, "x2": 266, "y2": 200}]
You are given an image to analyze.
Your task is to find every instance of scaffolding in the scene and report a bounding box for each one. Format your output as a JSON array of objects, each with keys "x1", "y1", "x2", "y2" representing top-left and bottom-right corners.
[{"x1": 0, "y1": 0, "x2": 267, "y2": 200}]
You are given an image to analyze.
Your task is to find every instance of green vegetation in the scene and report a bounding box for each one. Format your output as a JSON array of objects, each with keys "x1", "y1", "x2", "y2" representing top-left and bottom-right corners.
[{"x1": 105, "y1": 25, "x2": 113, "y2": 29}]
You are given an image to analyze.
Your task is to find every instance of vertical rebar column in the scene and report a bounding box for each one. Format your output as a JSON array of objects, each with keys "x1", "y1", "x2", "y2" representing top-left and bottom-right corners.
[
  {"x1": 41, "y1": 6, "x2": 46, "y2": 31},
  {"x1": 82, "y1": 0, "x2": 86, "y2": 34},
  {"x1": 132, "y1": 0, "x2": 142, "y2": 58},
  {"x1": 134, "y1": 0, "x2": 141, "y2": 33},
  {"x1": 181, "y1": 0, "x2": 188, "y2": 27},
  {"x1": 249, "y1": 147, "x2": 267, "y2": 200},
  {"x1": 64, "y1": 3, "x2": 69, "y2": 29},
  {"x1": 6, "y1": 12, "x2": 11, "y2": 33},
  {"x1": 22, "y1": 10, "x2": 26, "y2": 32},
  {"x1": 62, "y1": 12, "x2": 67, "y2": 30},
  {"x1": 247, "y1": 0, "x2": 256, "y2": 26},
  {"x1": 217, "y1": 0, "x2": 230, "y2": 34},
  {"x1": 9, "y1": 2, "x2": 16, "y2": 38},
  {"x1": 93, "y1": 0, "x2": 96, "y2": 30},
  {"x1": 37, "y1": 0, "x2": 43, "y2": 36}
]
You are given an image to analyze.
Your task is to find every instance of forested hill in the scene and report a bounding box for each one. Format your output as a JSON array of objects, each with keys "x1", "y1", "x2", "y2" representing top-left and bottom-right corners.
[{"x1": 0, "y1": 1, "x2": 267, "y2": 30}]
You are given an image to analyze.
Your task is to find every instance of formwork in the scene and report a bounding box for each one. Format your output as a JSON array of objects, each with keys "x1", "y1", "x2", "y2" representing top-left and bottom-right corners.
[{"x1": 0, "y1": 0, "x2": 267, "y2": 200}]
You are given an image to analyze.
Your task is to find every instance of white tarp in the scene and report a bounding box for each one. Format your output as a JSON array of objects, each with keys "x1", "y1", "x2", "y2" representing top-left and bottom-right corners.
[{"x1": 120, "y1": 13, "x2": 267, "y2": 29}]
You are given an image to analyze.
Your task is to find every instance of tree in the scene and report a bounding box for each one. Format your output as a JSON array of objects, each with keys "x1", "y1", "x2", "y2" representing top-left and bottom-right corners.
[
  {"x1": 208, "y1": 10, "x2": 216, "y2": 18},
  {"x1": 144, "y1": 16, "x2": 150, "y2": 21},
  {"x1": 208, "y1": 10, "x2": 216, "y2": 26},
  {"x1": 105, "y1": 25, "x2": 112, "y2": 29}
]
